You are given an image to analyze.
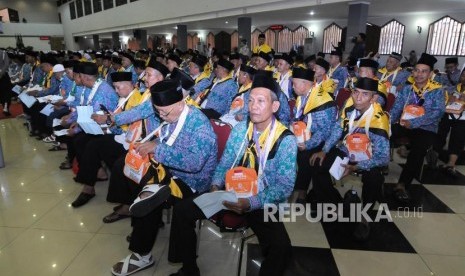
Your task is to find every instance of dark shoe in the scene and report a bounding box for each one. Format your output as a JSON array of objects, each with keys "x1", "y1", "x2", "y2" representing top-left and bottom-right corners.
[
  {"x1": 49, "y1": 145, "x2": 66, "y2": 152},
  {"x1": 425, "y1": 149, "x2": 439, "y2": 169},
  {"x1": 59, "y1": 161, "x2": 72, "y2": 170},
  {"x1": 126, "y1": 234, "x2": 131, "y2": 243},
  {"x1": 71, "y1": 192, "x2": 95, "y2": 207},
  {"x1": 113, "y1": 204, "x2": 124, "y2": 212},
  {"x1": 353, "y1": 222, "x2": 370, "y2": 241},
  {"x1": 394, "y1": 189, "x2": 410, "y2": 203},
  {"x1": 102, "y1": 211, "x2": 130, "y2": 223},
  {"x1": 381, "y1": 165, "x2": 389, "y2": 176},
  {"x1": 170, "y1": 268, "x2": 200, "y2": 276}
]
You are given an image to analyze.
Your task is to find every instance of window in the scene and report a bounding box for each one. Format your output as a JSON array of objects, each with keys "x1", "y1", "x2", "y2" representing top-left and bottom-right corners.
[
  {"x1": 76, "y1": 0, "x2": 83, "y2": 18},
  {"x1": 458, "y1": 23, "x2": 465, "y2": 56},
  {"x1": 115, "y1": 0, "x2": 127, "y2": 6},
  {"x1": 264, "y1": 28, "x2": 276, "y2": 50},
  {"x1": 322, "y1": 23, "x2": 343, "y2": 53},
  {"x1": 93, "y1": 0, "x2": 102, "y2": 13},
  {"x1": 103, "y1": 0, "x2": 113, "y2": 10},
  {"x1": 207, "y1": 32, "x2": 215, "y2": 48},
  {"x1": 426, "y1": 16, "x2": 463, "y2": 56},
  {"x1": 84, "y1": 0, "x2": 92, "y2": 15},
  {"x1": 69, "y1": 2, "x2": 76, "y2": 20},
  {"x1": 277, "y1": 27, "x2": 292, "y2": 53},
  {"x1": 378, "y1": 20, "x2": 405, "y2": 55},
  {"x1": 292, "y1": 25, "x2": 310, "y2": 48}
]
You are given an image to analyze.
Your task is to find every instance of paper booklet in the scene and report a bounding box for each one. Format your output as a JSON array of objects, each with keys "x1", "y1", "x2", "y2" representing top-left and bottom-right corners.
[
  {"x1": 77, "y1": 106, "x2": 104, "y2": 135},
  {"x1": 329, "y1": 156, "x2": 349, "y2": 181},
  {"x1": 18, "y1": 92, "x2": 37, "y2": 108},
  {"x1": 39, "y1": 104, "x2": 54, "y2": 116},
  {"x1": 12, "y1": 85, "x2": 23, "y2": 94},
  {"x1": 193, "y1": 191, "x2": 238, "y2": 218}
]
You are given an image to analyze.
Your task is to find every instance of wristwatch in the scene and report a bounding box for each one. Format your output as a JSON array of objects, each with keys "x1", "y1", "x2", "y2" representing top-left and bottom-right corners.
[{"x1": 106, "y1": 114, "x2": 112, "y2": 126}]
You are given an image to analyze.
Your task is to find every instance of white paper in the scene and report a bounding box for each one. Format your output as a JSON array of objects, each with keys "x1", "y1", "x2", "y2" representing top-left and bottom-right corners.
[
  {"x1": 77, "y1": 106, "x2": 104, "y2": 135},
  {"x1": 53, "y1": 129, "x2": 69, "y2": 136},
  {"x1": 18, "y1": 92, "x2": 37, "y2": 108},
  {"x1": 193, "y1": 191, "x2": 238, "y2": 218},
  {"x1": 37, "y1": 95, "x2": 63, "y2": 104},
  {"x1": 329, "y1": 157, "x2": 349, "y2": 181},
  {"x1": 39, "y1": 104, "x2": 54, "y2": 116},
  {"x1": 12, "y1": 85, "x2": 23, "y2": 94},
  {"x1": 52, "y1": 118, "x2": 62, "y2": 127},
  {"x1": 219, "y1": 113, "x2": 240, "y2": 128}
]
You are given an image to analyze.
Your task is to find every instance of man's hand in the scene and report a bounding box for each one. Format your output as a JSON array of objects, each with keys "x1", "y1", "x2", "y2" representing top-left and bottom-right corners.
[
  {"x1": 27, "y1": 90, "x2": 38, "y2": 96},
  {"x1": 341, "y1": 163, "x2": 357, "y2": 178},
  {"x1": 400, "y1": 119, "x2": 411, "y2": 129},
  {"x1": 223, "y1": 198, "x2": 250, "y2": 214},
  {"x1": 210, "y1": 185, "x2": 220, "y2": 192},
  {"x1": 235, "y1": 114, "x2": 244, "y2": 122},
  {"x1": 310, "y1": 151, "x2": 326, "y2": 166},
  {"x1": 135, "y1": 141, "x2": 157, "y2": 157},
  {"x1": 91, "y1": 114, "x2": 107, "y2": 124}
]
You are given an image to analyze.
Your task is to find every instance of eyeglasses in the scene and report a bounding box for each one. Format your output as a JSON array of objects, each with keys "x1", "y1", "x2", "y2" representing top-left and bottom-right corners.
[{"x1": 153, "y1": 106, "x2": 175, "y2": 117}]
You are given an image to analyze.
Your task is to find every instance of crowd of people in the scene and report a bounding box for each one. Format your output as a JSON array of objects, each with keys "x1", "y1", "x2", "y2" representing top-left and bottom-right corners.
[{"x1": 0, "y1": 30, "x2": 463, "y2": 276}]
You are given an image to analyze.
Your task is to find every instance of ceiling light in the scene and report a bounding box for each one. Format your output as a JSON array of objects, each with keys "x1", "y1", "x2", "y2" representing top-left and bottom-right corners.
[
  {"x1": 309, "y1": 11, "x2": 314, "y2": 15},
  {"x1": 225, "y1": 21, "x2": 229, "y2": 24}
]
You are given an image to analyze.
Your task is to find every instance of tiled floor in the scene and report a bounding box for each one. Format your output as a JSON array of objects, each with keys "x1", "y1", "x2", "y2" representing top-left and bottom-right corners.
[{"x1": 1, "y1": 117, "x2": 465, "y2": 276}]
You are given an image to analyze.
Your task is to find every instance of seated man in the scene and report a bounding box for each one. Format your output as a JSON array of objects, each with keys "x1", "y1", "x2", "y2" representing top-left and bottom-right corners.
[
  {"x1": 314, "y1": 58, "x2": 337, "y2": 99},
  {"x1": 110, "y1": 79, "x2": 217, "y2": 276},
  {"x1": 197, "y1": 59, "x2": 238, "y2": 119},
  {"x1": 168, "y1": 74, "x2": 297, "y2": 276},
  {"x1": 291, "y1": 67, "x2": 337, "y2": 204},
  {"x1": 377, "y1": 52, "x2": 410, "y2": 96},
  {"x1": 310, "y1": 77, "x2": 390, "y2": 240},
  {"x1": 389, "y1": 53, "x2": 445, "y2": 202}
]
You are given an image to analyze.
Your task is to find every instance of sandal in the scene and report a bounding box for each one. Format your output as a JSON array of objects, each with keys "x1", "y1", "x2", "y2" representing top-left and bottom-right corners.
[
  {"x1": 394, "y1": 189, "x2": 410, "y2": 203},
  {"x1": 129, "y1": 184, "x2": 171, "y2": 217},
  {"x1": 49, "y1": 145, "x2": 66, "y2": 152},
  {"x1": 103, "y1": 211, "x2": 130, "y2": 223},
  {"x1": 42, "y1": 135, "x2": 56, "y2": 143},
  {"x1": 111, "y1": 253, "x2": 154, "y2": 276}
]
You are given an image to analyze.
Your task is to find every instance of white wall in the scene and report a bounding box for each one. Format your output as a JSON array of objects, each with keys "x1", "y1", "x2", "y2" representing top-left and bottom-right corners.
[
  {"x1": 0, "y1": 0, "x2": 59, "y2": 23},
  {"x1": 0, "y1": 36, "x2": 53, "y2": 51}
]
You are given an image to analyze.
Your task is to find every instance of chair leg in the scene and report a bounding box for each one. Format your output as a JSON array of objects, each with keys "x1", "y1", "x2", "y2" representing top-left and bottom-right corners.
[
  {"x1": 196, "y1": 219, "x2": 202, "y2": 253},
  {"x1": 237, "y1": 231, "x2": 256, "y2": 276}
]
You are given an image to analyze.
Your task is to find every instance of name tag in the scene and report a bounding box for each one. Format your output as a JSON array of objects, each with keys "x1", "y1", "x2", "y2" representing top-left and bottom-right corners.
[
  {"x1": 446, "y1": 101, "x2": 465, "y2": 114},
  {"x1": 345, "y1": 133, "x2": 372, "y2": 162},
  {"x1": 401, "y1": 105, "x2": 425, "y2": 120},
  {"x1": 225, "y1": 167, "x2": 258, "y2": 198},
  {"x1": 290, "y1": 121, "x2": 311, "y2": 144}
]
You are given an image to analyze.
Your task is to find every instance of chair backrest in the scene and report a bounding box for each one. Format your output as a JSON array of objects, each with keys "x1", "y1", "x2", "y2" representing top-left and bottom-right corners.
[
  {"x1": 288, "y1": 99, "x2": 296, "y2": 118},
  {"x1": 335, "y1": 88, "x2": 351, "y2": 110},
  {"x1": 384, "y1": 93, "x2": 396, "y2": 113},
  {"x1": 210, "y1": 119, "x2": 232, "y2": 160}
]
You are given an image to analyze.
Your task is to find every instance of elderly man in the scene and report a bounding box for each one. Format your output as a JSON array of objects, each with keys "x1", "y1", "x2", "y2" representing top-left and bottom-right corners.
[
  {"x1": 188, "y1": 55, "x2": 212, "y2": 100},
  {"x1": 328, "y1": 49, "x2": 349, "y2": 97},
  {"x1": 377, "y1": 52, "x2": 410, "y2": 96},
  {"x1": 291, "y1": 67, "x2": 337, "y2": 204},
  {"x1": 275, "y1": 53, "x2": 294, "y2": 100},
  {"x1": 310, "y1": 77, "x2": 390, "y2": 241},
  {"x1": 71, "y1": 72, "x2": 141, "y2": 208},
  {"x1": 168, "y1": 73, "x2": 297, "y2": 276},
  {"x1": 197, "y1": 59, "x2": 238, "y2": 119},
  {"x1": 440, "y1": 57, "x2": 461, "y2": 91},
  {"x1": 110, "y1": 79, "x2": 217, "y2": 276},
  {"x1": 389, "y1": 53, "x2": 445, "y2": 202}
]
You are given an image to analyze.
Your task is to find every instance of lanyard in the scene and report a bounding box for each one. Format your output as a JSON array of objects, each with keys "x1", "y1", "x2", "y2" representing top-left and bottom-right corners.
[
  {"x1": 114, "y1": 89, "x2": 135, "y2": 113},
  {"x1": 157, "y1": 104, "x2": 189, "y2": 146},
  {"x1": 296, "y1": 92, "x2": 310, "y2": 119},
  {"x1": 86, "y1": 79, "x2": 103, "y2": 105},
  {"x1": 253, "y1": 117, "x2": 277, "y2": 177},
  {"x1": 347, "y1": 104, "x2": 374, "y2": 139},
  {"x1": 380, "y1": 68, "x2": 399, "y2": 83},
  {"x1": 328, "y1": 63, "x2": 340, "y2": 78}
]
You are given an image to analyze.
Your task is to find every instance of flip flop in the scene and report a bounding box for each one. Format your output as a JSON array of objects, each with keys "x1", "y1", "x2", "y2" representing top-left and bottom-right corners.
[
  {"x1": 111, "y1": 253, "x2": 154, "y2": 276},
  {"x1": 129, "y1": 184, "x2": 170, "y2": 217},
  {"x1": 102, "y1": 211, "x2": 130, "y2": 223}
]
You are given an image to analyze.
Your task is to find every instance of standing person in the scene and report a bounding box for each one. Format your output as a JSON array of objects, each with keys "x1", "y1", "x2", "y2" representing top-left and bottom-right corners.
[
  {"x1": 0, "y1": 50, "x2": 13, "y2": 116},
  {"x1": 389, "y1": 53, "x2": 445, "y2": 202},
  {"x1": 252, "y1": 33, "x2": 272, "y2": 54},
  {"x1": 349, "y1": 33, "x2": 366, "y2": 61}
]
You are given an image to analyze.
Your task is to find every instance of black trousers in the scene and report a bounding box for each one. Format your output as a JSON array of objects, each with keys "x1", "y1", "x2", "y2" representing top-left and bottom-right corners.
[
  {"x1": 0, "y1": 73, "x2": 13, "y2": 107},
  {"x1": 29, "y1": 102, "x2": 48, "y2": 134},
  {"x1": 392, "y1": 124, "x2": 437, "y2": 186},
  {"x1": 168, "y1": 198, "x2": 292, "y2": 276},
  {"x1": 434, "y1": 115, "x2": 465, "y2": 156},
  {"x1": 74, "y1": 134, "x2": 127, "y2": 186},
  {"x1": 294, "y1": 145, "x2": 323, "y2": 191},
  {"x1": 311, "y1": 147, "x2": 384, "y2": 207}
]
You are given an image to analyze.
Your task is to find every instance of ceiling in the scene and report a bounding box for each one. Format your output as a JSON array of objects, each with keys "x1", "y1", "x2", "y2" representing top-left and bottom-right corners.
[{"x1": 86, "y1": 0, "x2": 465, "y2": 38}]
